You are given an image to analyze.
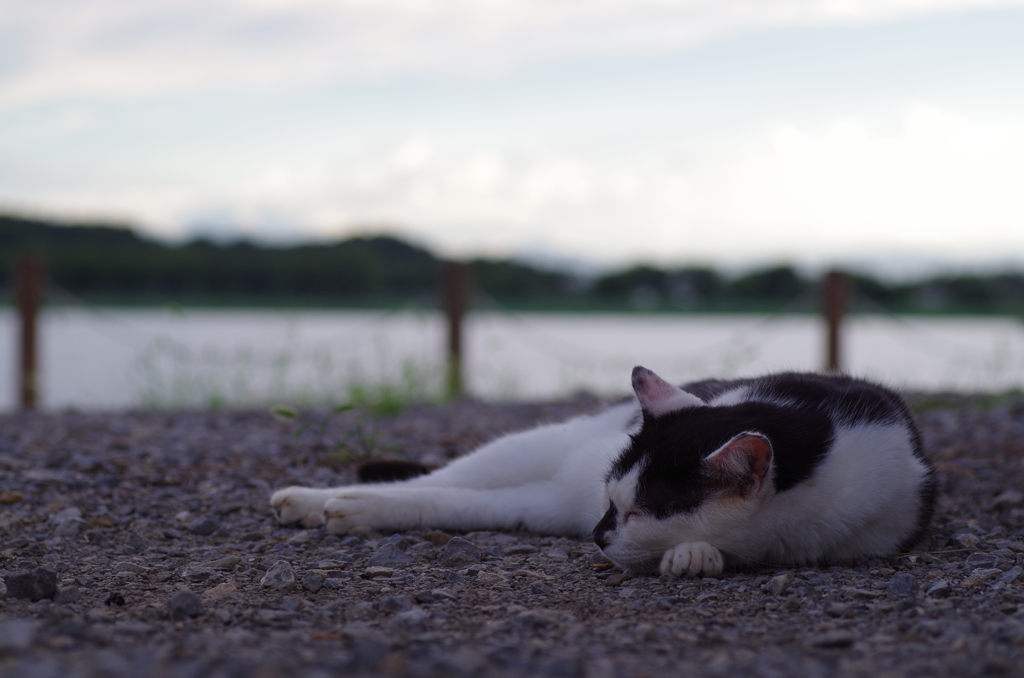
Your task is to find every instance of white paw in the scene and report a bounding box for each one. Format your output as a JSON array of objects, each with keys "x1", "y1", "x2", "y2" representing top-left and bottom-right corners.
[
  {"x1": 659, "y1": 541, "x2": 724, "y2": 578},
  {"x1": 324, "y1": 491, "x2": 391, "y2": 535},
  {"x1": 270, "y1": 487, "x2": 332, "y2": 527}
]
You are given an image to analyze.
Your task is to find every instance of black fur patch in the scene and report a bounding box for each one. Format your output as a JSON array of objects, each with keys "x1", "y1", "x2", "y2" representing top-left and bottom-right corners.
[
  {"x1": 356, "y1": 460, "x2": 432, "y2": 484},
  {"x1": 593, "y1": 505, "x2": 618, "y2": 549},
  {"x1": 611, "y1": 372, "x2": 929, "y2": 520}
]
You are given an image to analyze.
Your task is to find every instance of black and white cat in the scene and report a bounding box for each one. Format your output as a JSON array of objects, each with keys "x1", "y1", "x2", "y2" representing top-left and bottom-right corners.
[{"x1": 271, "y1": 367, "x2": 937, "y2": 577}]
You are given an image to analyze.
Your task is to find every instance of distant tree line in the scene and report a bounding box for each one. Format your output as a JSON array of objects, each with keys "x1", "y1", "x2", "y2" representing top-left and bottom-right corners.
[{"x1": 2, "y1": 213, "x2": 1023, "y2": 313}]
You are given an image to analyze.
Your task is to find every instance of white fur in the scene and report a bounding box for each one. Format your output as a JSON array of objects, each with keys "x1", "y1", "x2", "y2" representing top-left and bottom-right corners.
[{"x1": 271, "y1": 402, "x2": 636, "y2": 537}]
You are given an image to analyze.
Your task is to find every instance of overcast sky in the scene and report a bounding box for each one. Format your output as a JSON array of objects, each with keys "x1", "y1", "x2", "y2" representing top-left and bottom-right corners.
[{"x1": 2, "y1": 0, "x2": 1024, "y2": 273}]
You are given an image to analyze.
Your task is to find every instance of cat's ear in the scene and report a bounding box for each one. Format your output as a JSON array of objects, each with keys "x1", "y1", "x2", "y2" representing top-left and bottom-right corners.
[
  {"x1": 631, "y1": 366, "x2": 704, "y2": 417},
  {"x1": 704, "y1": 432, "x2": 773, "y2": 498}
]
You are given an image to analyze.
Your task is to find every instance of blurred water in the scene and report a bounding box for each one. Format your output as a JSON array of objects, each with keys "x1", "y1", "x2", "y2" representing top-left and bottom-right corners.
[{"x1": 0, "y1": 308, "x2": 1022, "y2": 410}]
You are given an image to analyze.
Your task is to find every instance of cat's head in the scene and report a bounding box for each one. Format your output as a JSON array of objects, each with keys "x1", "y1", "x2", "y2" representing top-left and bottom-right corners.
[{"x1": 594, "y1": 366, "x2": 774, "y2": 574}]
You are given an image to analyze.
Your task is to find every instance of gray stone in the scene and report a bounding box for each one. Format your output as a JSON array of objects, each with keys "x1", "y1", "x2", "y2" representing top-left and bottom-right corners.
[
  {"x1": 393, "y1": 608, "x2": 429, "y2": 627},
  {"x1": 968, "y1": 567, "x2": 1003, "y2": 581},
  {"x1": 55, "y1": 585, "x2": 81, "y2": 604},
  {"x1": 507, "y1": 545, "x2": 540, "y2": 556},
  {"x1": 807, "y1": 631, "x2": 855, "y2": 648},
  {"x1": 113, "y1": 561, "x2": 148, "y2": 574},
  {"x1": 322, "y1": 578, "x2": 350, "y2": 591},
  {"x1": 5, "y1": 567, "x2": 58, "y2": 601},
  {"x1": 926, "y1": 580, "x2": 952, "y2": 597},
  {"x1": 0, "y1": 620, "x2": 39, "y2": 653},
  {"x1": 366, "y1": 544, "x2": 413, "y2": 567},
  {"x1": 999, "y1": 566, "x2": 1022, "y2": 583},
  {"x1": 887, "y1": 573, "x2": 917, "y2": 598},
  {"x1": 440, "y1": 537, "x2": 481, "y2": 564},
  {"x1": 443, "y1": 570, "x2": 468, "y2": 585},
  {"x1": 55, "y1": 518, "x2": 81, "y2": 537},
  {"x1": 530, "y1": 581, "x2": 553, "y2": 595},
  {"x1": 768, "y1": 574, "x2": 793, "y2": 596},
  {"x1": 184, "y1": 568, "x2": 215, "y2": 583},
  {"x1": 991, "y1": 549, "x2": 1018, "y2": 569},
  {"x1": 377, "y1": 534, "x2": 409, "y2": 550},
  {"x1": 205, "y1": 556, "x2": 240, "y2": 571},
  {"x1": 955, "y1": 533, "x2": 981, "y2": 548},
  {"x1": 362, "y1": 566, "x2": 395, "y2": 579},
  {"x1": 302, "y1": 572, "x2": 324, "y2": 593},
  {"x1": 993, "y1": 490, "x2": 1024, "y2": 508},
  {"x1": 167, "y1": 589, "x2": 204, "y2": 620},
  {"x1": 260, "y1": 560, "x2": 296, "y2": 589},
  {"x1": 431, "y1": 588, "x2": 458, "y2": 601},
  {"x1": 966, "y1": 552, "x2": 995, "y2": 568},
  {"x1": 187, "y1": 517, "x2": 220, "y2": 536},
  {"x1": 377, "y1": 595, "x2": 413, "y2": 613},
  {"x1": 126, "y1": 532, "x2": 150, "y2": 551}
]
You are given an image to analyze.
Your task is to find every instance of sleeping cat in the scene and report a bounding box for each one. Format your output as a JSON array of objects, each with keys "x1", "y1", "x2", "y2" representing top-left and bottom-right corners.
[{"x1": 271, "y1": 367, "x2": 937, "y2": 577}]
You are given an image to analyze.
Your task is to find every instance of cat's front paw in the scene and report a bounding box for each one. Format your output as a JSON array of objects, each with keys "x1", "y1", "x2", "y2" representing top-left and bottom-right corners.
[
  {"x1": 660, "y1": 541, "x2": 724, "y2": 578},
  {"x1": 323, "y1": 491, "x2": 392, "y2": 535},
  {"x1": 270, "y1": 487, "x2": 331, "y2": 528}
]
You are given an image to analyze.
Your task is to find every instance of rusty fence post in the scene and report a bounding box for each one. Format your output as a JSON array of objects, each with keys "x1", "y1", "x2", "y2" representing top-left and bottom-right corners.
[
  {"x1": 15, "y1": 255, "x2": 44, "y2": 410},
  {"x1": 441, "y1": 262, "x2": 470, "y2": 398},
  {"x1": 822, "y1": 269, "x2": 848, "y2": 374}
]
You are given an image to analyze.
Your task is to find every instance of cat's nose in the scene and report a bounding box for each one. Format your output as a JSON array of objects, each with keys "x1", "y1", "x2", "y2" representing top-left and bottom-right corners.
[{"x1": 593, "y1": 527, "x2": 613, "y2": 550}]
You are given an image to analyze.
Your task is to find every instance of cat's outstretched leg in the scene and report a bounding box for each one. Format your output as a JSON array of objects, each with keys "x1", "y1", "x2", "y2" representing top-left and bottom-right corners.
[
  {"x1": 659, "y1": 542, "x2": 724, "y2": 578},
  {"x1": 321, "y1": 483, "x2": 598, "y2": 537}
]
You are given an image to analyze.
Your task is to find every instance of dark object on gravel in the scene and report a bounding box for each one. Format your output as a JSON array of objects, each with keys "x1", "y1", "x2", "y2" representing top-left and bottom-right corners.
[
  {"x1": 356, "y1": 459, "x2": 432, "y2": 483},
  {"x1": 167, "y1": 589, "x2": 204, "y2": 620},
  {"x1": 888, "y1": 572, "x2": 918, "y2": 598},
  {"x1": 439, "y1": 537, "x2": 481, "y2": 565},
  {"x1": 187, "y1": 516, "x2": 221, "y2": 536},
  {"x1": 4, "y1": 567, "x2": 57, "y2": 601}
]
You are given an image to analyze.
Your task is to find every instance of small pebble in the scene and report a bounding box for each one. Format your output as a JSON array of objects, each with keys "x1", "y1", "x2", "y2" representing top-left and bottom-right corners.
[
  {"x1": 187, "y1": 517, "x2": 221, "y2": 537},
  {"x1": 768, "y1": 574, "x2": 793, "y2": 596},
  {"x1": 363, "y1": 567, "x2": 396, "y2": 580},
  {"x1": 808, "y1": 631, "x2": 856, "y2": 648},
  {"x1": 55, "y1": 585, "x2": 81, "y2": 604},
  {"x1": 5, "y1": 567, "x2": 58, "y2": 601},
  {"x1": 887, "y1": 573, "x2": 917, "y2": 598},
  {"x1": 377, "y1": 595, "x2": 413, "y2": 613},
  {"x1": 260, "y1": 560, "x2": 296, "y2": 589},
  {"x1": 443, "y1": 570, "x2": 467, "y2": 585},
  {"x1": 302, "y1": 572, "x2": 325, "y2": 593},
  {"x1": 530, "y1": 581, "x2": 553, "y2": 595},
  {"x1": 439, "y1": 537, "x2": 481, "y2": 565},
  {"x1": 167, "y1": 589, "x2": 204, "y2": 620},
  {"x1": 367, "y1": 544, "x2": 413, "y2": 567}
]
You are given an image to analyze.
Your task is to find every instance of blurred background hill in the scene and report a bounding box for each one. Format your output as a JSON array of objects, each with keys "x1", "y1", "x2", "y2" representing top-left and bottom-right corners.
[{"x1": 4, "y1": 213, "x2": 1023, "y2": 315}]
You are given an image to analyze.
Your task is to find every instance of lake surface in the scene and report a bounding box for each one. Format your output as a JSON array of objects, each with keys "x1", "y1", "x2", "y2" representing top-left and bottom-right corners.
[{"x1": 1, "y1": 308, "x2": 1023, "y2": 410}]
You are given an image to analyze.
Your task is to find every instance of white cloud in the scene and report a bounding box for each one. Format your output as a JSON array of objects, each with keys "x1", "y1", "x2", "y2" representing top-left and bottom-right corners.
[
  {"x1": 2, "y1": 0, "x2": 1022, "y2": 107},
  {"x1": 3, "y1": 102, "x2": 1023, "y2": 264},
  {"x1": 276, "y1": 104, "x2": 1024, "y2": 261}
]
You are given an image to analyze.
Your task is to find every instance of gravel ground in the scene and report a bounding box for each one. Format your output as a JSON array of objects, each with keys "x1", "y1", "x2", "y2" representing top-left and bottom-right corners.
[{"x1": 2, "y1": 393, "x2": 1024, "y2": 678}]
